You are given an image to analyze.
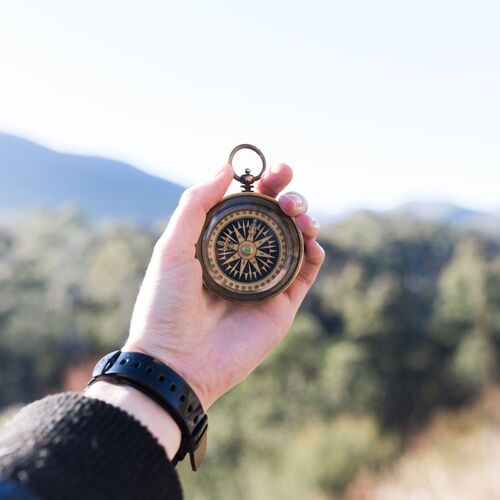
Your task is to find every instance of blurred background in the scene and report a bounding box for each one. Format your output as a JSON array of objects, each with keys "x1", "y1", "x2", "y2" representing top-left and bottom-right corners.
[{"x1": 1, "y1": 1, "x2": 500, "y2": 498}]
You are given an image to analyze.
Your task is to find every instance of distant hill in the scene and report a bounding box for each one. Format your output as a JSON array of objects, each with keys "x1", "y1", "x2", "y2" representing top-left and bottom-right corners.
[
  {"x1": 321, "y1": 201, "x2": 500, "y2": 239},
  {"x1": 2, "y1": 132, "x2": 499, "y2": 235},
  {"x1": 394, "y1": 201, "x2": 500, "y2": 238},
  {"x1": 0, "y1": 132, "x2": 184, "y2": 225}
]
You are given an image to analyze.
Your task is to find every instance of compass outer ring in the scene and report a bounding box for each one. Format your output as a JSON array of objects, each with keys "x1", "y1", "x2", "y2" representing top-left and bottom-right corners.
[{"x1": 195, "y1": 192, "x2": 304, "y2": 303}]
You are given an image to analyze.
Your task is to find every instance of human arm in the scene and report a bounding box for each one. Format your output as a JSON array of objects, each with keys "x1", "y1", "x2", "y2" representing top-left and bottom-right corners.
[
  {"x1": 0, "y1": 161, "x2": 323, "y2": 499},
  {"x1": 88, "y1": 161, "x2": 324, "y2": 459}
]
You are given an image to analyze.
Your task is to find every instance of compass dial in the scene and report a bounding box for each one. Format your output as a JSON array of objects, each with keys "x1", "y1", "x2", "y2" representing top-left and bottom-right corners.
[
  {"x1": 210, "y1": 211, "x2": 285, "y2": 291},
  {"x1": 197, "y1": 194, "x2": 304, "y2": 303}
]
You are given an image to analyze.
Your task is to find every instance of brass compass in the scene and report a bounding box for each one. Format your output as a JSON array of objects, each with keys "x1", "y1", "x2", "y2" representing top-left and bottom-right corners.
[{"x1": 196, "y1": 144, "x2": 304, "y2": 303}]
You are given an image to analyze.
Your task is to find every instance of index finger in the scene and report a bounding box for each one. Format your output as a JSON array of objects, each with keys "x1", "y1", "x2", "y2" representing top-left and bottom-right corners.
[{"x1": 255, "y1": 163, "x2": 293, "y2": 198}]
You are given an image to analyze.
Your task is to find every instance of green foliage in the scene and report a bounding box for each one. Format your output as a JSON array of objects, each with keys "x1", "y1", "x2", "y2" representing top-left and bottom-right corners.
[
  {"x1": 2, "y1": 208, "x2": 500, "y2": 497},
  {"x1": 0, "y1": 209, "x2": 155, "y2": 404},
  {"x1": 284, "y1": 415, "x2": 400, "y2": 496},
  {"x1": 432, "y1": 238, "x2": 500, "y2": 391}
]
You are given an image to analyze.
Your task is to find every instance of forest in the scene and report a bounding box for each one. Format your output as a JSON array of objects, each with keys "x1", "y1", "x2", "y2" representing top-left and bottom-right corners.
[{"x1": 1, "y1": 208, "x2": 500, "y2": 499}]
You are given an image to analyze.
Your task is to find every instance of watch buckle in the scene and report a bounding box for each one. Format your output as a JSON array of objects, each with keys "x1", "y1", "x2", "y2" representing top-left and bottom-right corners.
[{"x1": 189, "y1": 423, "x2": 208, "y2": 471}]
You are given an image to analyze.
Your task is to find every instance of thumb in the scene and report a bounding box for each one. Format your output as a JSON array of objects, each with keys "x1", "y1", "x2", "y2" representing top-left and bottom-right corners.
[{"x1": 156, "y1": 163, "x2": 234, "y2": 265}]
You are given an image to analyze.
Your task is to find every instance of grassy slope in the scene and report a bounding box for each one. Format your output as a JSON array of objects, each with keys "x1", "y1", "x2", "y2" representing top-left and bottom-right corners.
[{"x1": 348, "y1": 389, "x2": 500, "y2": 500}]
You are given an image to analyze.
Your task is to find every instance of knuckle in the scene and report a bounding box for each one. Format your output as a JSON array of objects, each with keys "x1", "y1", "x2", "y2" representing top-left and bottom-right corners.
[
  {"x1": 295, "y1": 271, "x2": 312, "y2": 287},
  {"x1": 297, "y1": 195, "x2": 308, "y2": 211},
  {"x1": 180, "y1": 186, "x2": 198, "y2": 205},
  {"x1": 310, "y1": 217, "x2": 320, "y2": 233}
]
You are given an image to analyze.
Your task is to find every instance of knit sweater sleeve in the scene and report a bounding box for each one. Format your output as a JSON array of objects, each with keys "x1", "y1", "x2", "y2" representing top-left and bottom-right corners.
[{"x1": 0, "y1": 392, "x2": 183, "y2": 500}]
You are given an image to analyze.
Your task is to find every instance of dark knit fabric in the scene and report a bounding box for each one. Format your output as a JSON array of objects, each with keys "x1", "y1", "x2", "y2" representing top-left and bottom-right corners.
[
  {"x1": 0, "y1": 393, "x2": 183, "y2": 500},
  {"x1": 0, "y1": 480, "x2": 39, "y2": 500}
]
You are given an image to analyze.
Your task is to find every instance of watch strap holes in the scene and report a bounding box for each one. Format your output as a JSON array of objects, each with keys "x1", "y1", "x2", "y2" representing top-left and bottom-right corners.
[
  {"x1": 170, "y1": 383, "x2": 177, "y2": 392},
  {"x1": 158, "y1": 374, "x2": 165, "y2": 382},
  {"x1": 119, "y1": 358, "x2": 128, "y2": 365},
  {"x1": 146, "y1": 367, "x2": 153, "y2": 375},
  {"x1": 132, "y1": 362, "x2": 141, "y2": 369},
  {"x1": 180, "y1": 394, "x2": 186, "y2": 402}
]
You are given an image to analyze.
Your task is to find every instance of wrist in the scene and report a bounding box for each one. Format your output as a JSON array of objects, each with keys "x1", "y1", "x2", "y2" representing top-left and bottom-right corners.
[
  {"x1": 88, "y1": 349, "x2": 209, "y2": 470},
  {"x1": 122, "y1": 340, "x2": 212, "y2": 409},
  {"x1": 84, "y1": 380, "x2": 182, "y2": 461}
]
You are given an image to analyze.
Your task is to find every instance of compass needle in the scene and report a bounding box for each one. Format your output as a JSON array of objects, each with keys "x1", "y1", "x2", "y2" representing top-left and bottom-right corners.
[
  {"x1": 226, "y1": 232, "x2": 238, "y2": 243},
  {"x1": 233, "y1": 226, "x2": 245, "y2": 244},
  {"x1": 256, "y1": 250, "x2": 275, "y2": 260},
  {"x1": 250, "y1": 257, "x2": 261, "y2": 276},
  {"x1": 254, "y1": 226, "x2": 266, "y2": 241},
  {"x1": 255, "y1": 235, "x2": 273, "y2": 248},
  {"x1": 238, "y1": 258, "x2": 248, "y2": 279},
  {"x1": 223, "y1": 253, "x2": 240, "y2": 265}
]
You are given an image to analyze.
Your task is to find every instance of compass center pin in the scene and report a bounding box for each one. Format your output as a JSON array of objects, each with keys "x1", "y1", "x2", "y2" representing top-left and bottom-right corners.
[{"x1": 238, "y1": 241, "x2": 256, "y2": 259}]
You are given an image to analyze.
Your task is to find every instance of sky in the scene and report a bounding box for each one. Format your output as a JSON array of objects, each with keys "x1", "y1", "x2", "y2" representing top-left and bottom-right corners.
[{"x1": 0, "y1": 0, "x2": 499, "y2": 215}]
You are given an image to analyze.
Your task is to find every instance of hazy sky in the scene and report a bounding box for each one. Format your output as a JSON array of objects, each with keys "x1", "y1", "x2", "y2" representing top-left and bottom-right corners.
[{"x1": 0, "y1": 1, "x2": 499, "y2": 214}]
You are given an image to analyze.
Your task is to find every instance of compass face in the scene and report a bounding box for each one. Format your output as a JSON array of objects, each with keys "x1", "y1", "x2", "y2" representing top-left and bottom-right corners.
[
  {"x1": 197, "y1": 194, "x2": 304, "y2": 303},
  {"x1": 210, "y1": 211, "x2": 285, "y2": 291}
]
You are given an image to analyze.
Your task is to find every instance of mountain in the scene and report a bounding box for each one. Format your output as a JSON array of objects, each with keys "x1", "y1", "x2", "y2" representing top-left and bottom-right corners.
[
  {"x1": 394, "y1": 201, "x2": 500, "y2": 238},
  {"x1": 320, "y1": 202, "x2": 500, "y2": 239},
  {"x1": 2, "y1": 132, "x2": 499, "y2": 235},
  {"x1": 0, "y1": 132, "x2": 184, "y2": 225}
]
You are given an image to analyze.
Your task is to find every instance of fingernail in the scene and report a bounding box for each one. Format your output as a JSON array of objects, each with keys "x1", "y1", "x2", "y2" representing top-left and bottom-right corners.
[
  {"x1": 269, "y1": 164, "x2": 280, "y2": 174},
  {"x1": 283, "y1": 192, "x2": 306, "y2": 209},
  {"x1": 311, "y1": 217, "x2": 320, "y2": 230}
]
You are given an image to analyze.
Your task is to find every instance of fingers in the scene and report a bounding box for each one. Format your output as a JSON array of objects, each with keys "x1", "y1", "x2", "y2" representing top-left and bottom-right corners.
[
  {"x1": 280, "y1": 189, "x2": 323, "y2": 307},
  {"x1": 255, "y1": 163, "x2": 293, "y2": 198},
  {"x1": 280, "y1": 193, "x2": 319, "y2": 239},
  {"x1": 155, "y1": 164, "x2": 233, "y2": 265},
  {"x1": 278, "y1": 192, "x2": 309, "y2": 217},
  {"x1": 257, "y1": 165, "x2": 318, "y2": 246},
  {"x1": 295, "y1": 213, "x2": 320, "y2": 240},
  {"x1": 285, "y1": 239, "x2": 325, "y2": 308}
]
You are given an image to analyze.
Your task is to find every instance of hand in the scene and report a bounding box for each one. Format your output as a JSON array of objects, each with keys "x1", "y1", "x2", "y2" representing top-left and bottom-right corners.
[{"x1": 123, "y1": 163, "x2": 324, "y2": 410}]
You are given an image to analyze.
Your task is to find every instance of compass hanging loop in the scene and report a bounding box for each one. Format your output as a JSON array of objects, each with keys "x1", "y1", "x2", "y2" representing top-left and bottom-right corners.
[{"x1": 228, "y1": 144, "x2": 266, "y2": 192}]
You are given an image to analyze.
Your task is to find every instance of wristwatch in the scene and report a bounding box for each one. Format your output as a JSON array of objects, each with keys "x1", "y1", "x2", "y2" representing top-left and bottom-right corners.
[{"x1": 87, "y1": 350, "x2": 208, "y2": 471}]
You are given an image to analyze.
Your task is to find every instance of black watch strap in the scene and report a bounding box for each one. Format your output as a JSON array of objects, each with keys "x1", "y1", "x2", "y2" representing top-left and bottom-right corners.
[{"x1": 88, "y1": 350, "x2": 208, "y2": 471}]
